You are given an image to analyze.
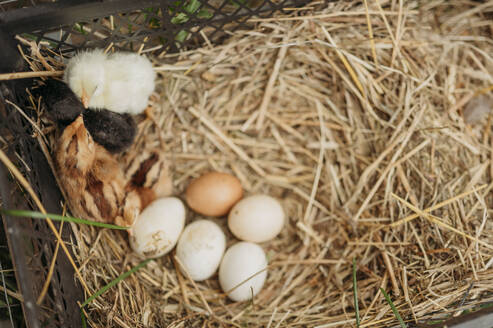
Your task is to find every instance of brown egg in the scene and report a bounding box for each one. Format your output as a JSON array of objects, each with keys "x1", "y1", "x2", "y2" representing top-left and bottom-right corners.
[{"x1": 185, "y1": 172, "x2": 243, "y2": 217}]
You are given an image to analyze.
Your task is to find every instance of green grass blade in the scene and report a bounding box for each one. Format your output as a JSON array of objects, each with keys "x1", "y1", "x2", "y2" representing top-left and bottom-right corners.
[
  {"x1": 81, "y1": 259, "x2": 151, "y2": 308},
  {"x1": 81, "y1": 310, "x2": 87, "y2": 328},
  {"x1": 73, "y1": 23, "x2": 88, "y2": 35},
  {"x1": 0, "y1": 209, "x2": 129, "y2": 230},
  {"x1": 380, "y1": 288, "x2": 407, "y2": 328},
  {"x1": 353, "y1": 258, "x2": 360, "y2": 328}
]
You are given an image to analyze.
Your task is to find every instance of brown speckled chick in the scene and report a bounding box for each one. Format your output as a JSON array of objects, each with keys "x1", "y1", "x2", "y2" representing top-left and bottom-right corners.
[
  {"x1": 55, "y1": 115, "x2": 173, "y2": 228},
  {"x1": 55, "y1": 115, "x2": 141, "y2": 228},
  {"x1": 122, "y1": 148, "x2": 173, "y2": 211}
]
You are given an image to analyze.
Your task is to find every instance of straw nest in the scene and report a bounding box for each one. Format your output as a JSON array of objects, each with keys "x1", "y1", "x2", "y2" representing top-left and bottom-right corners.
[{"x1": 13, "y1": 0, "x2": 493, "y2": 327}]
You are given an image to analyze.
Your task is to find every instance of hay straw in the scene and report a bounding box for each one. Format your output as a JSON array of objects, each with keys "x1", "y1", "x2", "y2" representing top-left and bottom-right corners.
[
  {"x1": 14, "y1": 0, "x2": 493, "y2": 326},
  {"x1": 0, "y1": 285, "x2": 23, "y2": 302},
  {"x1": 0, "y1": 70, "x2": 63, "y2": 80},
  {"x1": 363, "y1": 0, "x2": 378, "y2": 66},
  {"x1": 256, "y1": 35, "x2": 290, "y2": 129},
  {"x1": 390, "y1": 184, "x2": 488, "y2": 227},
  {"x1": 37, "y1": 221, "x2": 63, "y2": 305},
  {"x1": 392, "y1": 193, "x2": 493, "y2": 250}
]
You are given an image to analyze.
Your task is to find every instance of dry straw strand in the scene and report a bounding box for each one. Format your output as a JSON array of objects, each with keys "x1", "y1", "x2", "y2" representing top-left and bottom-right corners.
[
  {"x1": 37, "y1": 221, "x2": 64, "y2": 305},
  {"x1": 392, "y1": 193, "x2": 493, "y2": 250},
  {"x1": 256, "y1": 35, "x2": 290, "y2": 130},
  {"x1": 390, "y1": 184, "x2": 488, "y2": 227}
]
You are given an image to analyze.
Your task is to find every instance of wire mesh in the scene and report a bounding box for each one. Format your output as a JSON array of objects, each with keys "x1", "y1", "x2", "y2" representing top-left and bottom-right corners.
[{"x1": 0, "y1": 0, "x2": 306, "y2": 55}]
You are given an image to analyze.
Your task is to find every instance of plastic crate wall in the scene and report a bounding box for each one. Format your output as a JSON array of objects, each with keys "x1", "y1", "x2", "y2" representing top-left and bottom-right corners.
[{"x1": 0, "y1": 56, "x2": 84, "y2": 327}]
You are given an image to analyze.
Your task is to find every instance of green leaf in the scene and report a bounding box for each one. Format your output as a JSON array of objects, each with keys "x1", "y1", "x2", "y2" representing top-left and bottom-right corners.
[
  {"x1": 73, "y1": 23, "x2": 88, "y2": 35},
  {"x1": 168, "y1": 0, "x2": 182, "y2": 13},
  {"x1": 171, "y1": 12, "x2": 190, "y2": 24},
  {"x1": 184, "y1": 0, "x2": 201, "y2": 14},
  {"x1": 149, "y1": 18, "x2": 161, "y2": 28},
  {"x1": 175, "y1": 29, "x2": 189, "y2": 42},
  {"x1": 143, "y1": 7, "x2": 159, "y2": 14},
  {"x1": 228, "y1": 0, "x2": 245, "y2": 8},
  {"x1": 380, "y1": 288, "x2": 407, "y2": 328},
  {"x1": 197, "y1": 9, "x2": 213, "y2": 19},
  {"x1": 0, "y1": 209, "x2": 129, "y2": 230},
  {"x1": 81, "y1": 259, "x2": 152, "y2": 308},
  {"x1": 353, "y1": 258, "x2": 360, "y2": 328}
]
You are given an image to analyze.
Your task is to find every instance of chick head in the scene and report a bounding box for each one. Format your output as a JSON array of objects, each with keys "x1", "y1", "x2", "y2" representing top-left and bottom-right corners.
[{"x1": 64, "y1": 49, "x2": 107, "y2": 109}]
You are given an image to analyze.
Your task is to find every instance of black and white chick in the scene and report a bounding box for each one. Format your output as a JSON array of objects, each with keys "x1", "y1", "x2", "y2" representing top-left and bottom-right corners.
[
  {"x1": 38, "y1": 79, "x2": 137, "y2": 153},
  {"x1": 83, "y1": 108, "x2": 136, "y2": 154},
  {"x1": 37, "y1": 79, "x2": 84, "y2": 126}
]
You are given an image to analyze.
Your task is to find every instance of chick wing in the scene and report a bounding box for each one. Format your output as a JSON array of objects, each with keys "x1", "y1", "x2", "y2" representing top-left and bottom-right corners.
[{"x1": 122, "y1": 148, "x2": 173, "y2": 210}]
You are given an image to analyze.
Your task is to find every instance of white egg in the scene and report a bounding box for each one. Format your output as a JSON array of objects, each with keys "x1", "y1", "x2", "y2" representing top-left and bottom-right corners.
[
  {"x1": 130, "y1": 197, "x2": 185, "y2": 259},
  {"x1": 219, "y1": 242, "x2": 267, "y2": 302},
  {"x1": 176, "y1": 220, "x2": 226, "y2": 281},
  {"x1": 228, "y1": 194, "x2": 285, "y2": 243}
]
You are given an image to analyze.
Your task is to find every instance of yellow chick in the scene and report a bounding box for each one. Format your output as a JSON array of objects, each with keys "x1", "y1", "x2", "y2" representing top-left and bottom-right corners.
[
  {"x1": 64, "y1": 49, "x2": 107, "y2": 109},
  {"x1": 64, "y1": 49, "x2": 156, "y2": 115}
]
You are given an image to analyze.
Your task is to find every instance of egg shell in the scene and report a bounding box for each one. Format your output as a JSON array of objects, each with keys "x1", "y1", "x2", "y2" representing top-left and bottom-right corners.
[
  {"x1": 219, "y1": 242, "x2": 267, "y2": 302},
  {"x1": 176, "y1": 220, "x2": 226, "y2": 281},
  {"x1": 185, "y1": 171, "x2": 243, "y2": 217},
  {"x1": 130, "y1": 197, "x2": 185, "y2": 259},
  {"x1": 228, "y1": 194, "x2": 285, "y2": 243}
]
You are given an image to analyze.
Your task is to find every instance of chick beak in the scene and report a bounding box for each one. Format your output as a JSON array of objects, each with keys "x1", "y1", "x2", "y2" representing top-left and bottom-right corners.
[{"x1": 81, "y1": 88, "x2": 89, "y2": 108}]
